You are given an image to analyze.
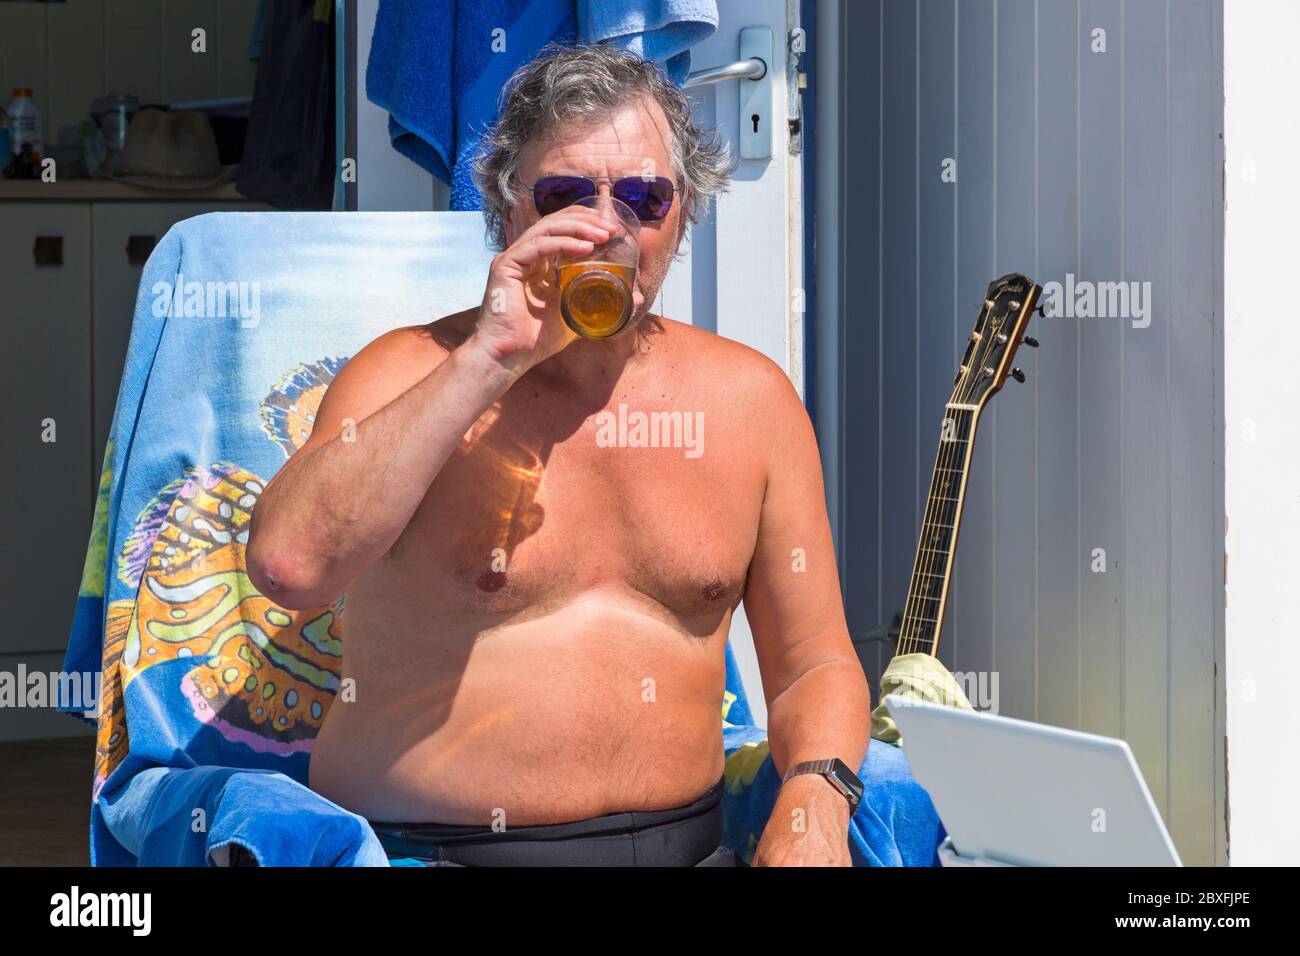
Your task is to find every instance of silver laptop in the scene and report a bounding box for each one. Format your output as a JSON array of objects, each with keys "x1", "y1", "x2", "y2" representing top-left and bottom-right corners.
[{"x1": 885, "y1": 694, "x2": 1182, "y2": 866}]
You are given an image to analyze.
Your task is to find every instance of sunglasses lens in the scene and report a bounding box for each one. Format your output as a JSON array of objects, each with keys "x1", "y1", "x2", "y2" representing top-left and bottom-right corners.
[
  {"x1": 613, "y1": 177, "x2": 674, "y2": 221},
  {"x1": 533, "y1": 176, "x2": 596, "y2": 215}
]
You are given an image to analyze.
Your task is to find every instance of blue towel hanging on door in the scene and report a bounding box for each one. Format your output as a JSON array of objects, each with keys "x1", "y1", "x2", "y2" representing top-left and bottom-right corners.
[
  {"x1": 578, "y1": 0, "x2": 718, "y2": 83},
  {"x1": 365, "y1": 0, "x2": 718, "y2": 212}
]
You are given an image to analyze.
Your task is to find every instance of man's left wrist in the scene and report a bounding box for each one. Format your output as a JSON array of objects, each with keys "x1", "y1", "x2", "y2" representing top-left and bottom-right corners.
[
  {"x1": 781, "y1": 757, "x2": 864, "y2": 815},
  {"x1": 778, "y1": 773, "x2": 853, "y2": 826}
]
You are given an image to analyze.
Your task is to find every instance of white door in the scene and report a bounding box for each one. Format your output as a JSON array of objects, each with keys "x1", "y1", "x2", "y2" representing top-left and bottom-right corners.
[{"x1": 660, "y1": 0, "x2": 803, "y2": 725}]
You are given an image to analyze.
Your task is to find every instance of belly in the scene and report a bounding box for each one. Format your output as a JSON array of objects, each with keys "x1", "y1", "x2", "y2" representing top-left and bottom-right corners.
[{"x1": 307, "y1": 594, "x2": 729, "y2": 825}]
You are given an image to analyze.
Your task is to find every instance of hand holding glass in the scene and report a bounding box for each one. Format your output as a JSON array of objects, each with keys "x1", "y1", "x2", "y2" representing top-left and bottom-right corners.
[{"x1": 557, "y1": 195, "x2": 641, "y2": 339}]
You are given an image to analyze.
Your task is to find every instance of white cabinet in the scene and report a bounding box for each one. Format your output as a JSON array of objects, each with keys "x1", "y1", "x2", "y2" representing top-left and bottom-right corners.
[
  {"x1": 0, "y1": 204, "x2": 93, "y2": 657},
  {"x1": 0, "y1": 198, "x2": 260, "y2": 662}
]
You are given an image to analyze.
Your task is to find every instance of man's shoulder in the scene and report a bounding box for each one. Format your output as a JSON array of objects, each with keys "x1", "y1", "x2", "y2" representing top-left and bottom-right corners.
[
  {"x1": 657, "y1": 317, "x2": 800, "y2": 405},
  {"x1": 315, "y1": 310, "x2": 476, "y2": 417},
  {"x1": 351, "y1": 308, "x2": 478, "y2": 364}
]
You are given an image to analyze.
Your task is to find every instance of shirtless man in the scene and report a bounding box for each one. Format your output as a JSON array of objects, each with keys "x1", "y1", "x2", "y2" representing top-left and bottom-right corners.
[{"x1": 246, "y1": 44, "x2": 870, "y2": 867}]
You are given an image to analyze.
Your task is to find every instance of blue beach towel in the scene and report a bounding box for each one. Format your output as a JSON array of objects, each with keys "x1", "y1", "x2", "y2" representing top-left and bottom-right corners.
[
  {"x1": 58, "y1": 210, "x2": 943, "y2": 866},
  {"x1": 578, "y1": 0, "x2": 717, "y2": 82},
  {"x1": 365, "y1": 1, "x2": 718, "y2": 211}
]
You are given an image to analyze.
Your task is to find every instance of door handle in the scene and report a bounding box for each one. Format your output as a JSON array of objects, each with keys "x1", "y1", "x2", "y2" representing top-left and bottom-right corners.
[
  {"x1": 683, "y1": 29, "x2": 775, "y2": 161},
  {"x1": 33, "y1": 235, "x2": 63, "y2": 267},
  {"x1": 126, "y1": 234, "x2": 157, "y2": 266},
  {"x1": 684, "y1": 56, "x2": 767, "y2": 87}
]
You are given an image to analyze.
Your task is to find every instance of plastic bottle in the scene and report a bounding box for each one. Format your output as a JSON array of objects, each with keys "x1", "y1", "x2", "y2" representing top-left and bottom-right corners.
[
  {"x1": 7, "y1": 88, "x2": 44, "y2": 167},
  {"x1": 0, "y1": 108, "x2": 11, "y2": 175}
]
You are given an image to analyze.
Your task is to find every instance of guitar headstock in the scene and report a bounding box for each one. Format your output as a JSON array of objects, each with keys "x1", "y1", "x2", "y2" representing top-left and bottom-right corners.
[{"x1": 951, "y1": 273, "x2": 1042, "y2": 407}]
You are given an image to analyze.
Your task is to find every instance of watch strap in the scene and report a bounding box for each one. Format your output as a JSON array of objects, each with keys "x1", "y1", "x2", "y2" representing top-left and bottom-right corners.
[{"x1": 782, "y1": 758, "x2": 864, "y2": 811}]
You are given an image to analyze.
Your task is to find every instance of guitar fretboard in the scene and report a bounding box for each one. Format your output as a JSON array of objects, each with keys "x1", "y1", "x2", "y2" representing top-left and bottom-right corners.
[{"x1": 897, "y1": 404, "x2": 978, "y2": 655}]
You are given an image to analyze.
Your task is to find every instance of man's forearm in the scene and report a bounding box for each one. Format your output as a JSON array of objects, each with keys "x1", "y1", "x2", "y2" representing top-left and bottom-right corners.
[
  {"x1": 751, "y1": 655, "x2": 870, "y2": 865},
  {"x1": 247, "y1": 339, "x2": 516, "y2": 607},
  {"x1": 766, "y1": 657, "x2": 871, "y2": 793}
]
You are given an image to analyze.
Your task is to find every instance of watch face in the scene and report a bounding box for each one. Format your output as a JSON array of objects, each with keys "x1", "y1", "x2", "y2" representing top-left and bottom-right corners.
[{"x1": 831, "y1": 758, "x2": 865, "y2": 802}]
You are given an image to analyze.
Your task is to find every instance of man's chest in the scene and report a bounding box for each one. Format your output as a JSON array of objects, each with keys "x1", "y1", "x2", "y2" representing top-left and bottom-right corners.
[{"x1": 389, "y1": 403, "x2": 766, "y2": 621}]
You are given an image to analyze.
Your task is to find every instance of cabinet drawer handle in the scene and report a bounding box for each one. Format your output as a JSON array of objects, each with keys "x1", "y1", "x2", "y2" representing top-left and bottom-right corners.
[
  {"x1": 33, "y1": 235, "x2": 63, "y2": 267},
  {"x1": 126, "y1": 234, "x2": 157, "y2": 266}
]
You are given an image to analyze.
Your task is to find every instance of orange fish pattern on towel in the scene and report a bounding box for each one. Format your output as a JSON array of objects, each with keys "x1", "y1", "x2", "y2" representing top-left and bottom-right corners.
[{"x1": 92, "y1": 360, "x2": 348, "y2": 795}]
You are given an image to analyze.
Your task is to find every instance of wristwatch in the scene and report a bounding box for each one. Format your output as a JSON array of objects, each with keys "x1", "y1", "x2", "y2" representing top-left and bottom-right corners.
[{"x1": 782, "y1": 758, "x2": 864, "y2": 813}]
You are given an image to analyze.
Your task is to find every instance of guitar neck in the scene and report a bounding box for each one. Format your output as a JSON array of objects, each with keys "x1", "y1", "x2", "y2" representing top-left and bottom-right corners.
[{"x1": 896, "y1": 402, "x2": 981, "y2": 656}]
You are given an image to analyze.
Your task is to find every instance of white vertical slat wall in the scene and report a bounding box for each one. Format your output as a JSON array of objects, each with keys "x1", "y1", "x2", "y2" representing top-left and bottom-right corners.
[
  {"x1": 829, "y1": 0, "x2": 1225, "y2": 865},
  {"x1": 0, "y1": 0, "x2": 259, "y2": 144}
]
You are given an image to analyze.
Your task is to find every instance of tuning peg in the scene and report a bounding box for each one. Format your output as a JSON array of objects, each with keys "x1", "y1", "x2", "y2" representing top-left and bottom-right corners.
[
  {"x1": 1009, "y1": 367, "x2": 1026, "y2": 384},
  {"x1": 1022, "y1": 336, "x2": 1039, "y2": 348},
  {"x1": 1033, "y1": 304, "x2": 1048, "y2": 317}
]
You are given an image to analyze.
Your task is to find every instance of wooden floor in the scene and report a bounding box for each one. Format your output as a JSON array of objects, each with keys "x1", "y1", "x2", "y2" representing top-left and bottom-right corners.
[{"x1": 0, "y1": 737, "x2": 94, "y2": 866}]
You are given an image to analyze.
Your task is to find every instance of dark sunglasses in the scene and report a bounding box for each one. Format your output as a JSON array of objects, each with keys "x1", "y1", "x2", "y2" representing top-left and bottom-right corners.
[{"x1": 531, "y1": 175, "x2": 677, "y2": 222}]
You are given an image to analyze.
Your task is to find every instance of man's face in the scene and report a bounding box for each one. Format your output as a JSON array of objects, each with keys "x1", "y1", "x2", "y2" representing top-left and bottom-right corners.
[{"x1": 506, "y1": 95, "x2": 689, "y2": 324}]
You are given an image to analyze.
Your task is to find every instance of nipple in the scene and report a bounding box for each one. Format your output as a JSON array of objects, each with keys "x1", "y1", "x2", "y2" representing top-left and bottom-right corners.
[
  {"x1": 477, "y1": 569, "x2": 508, "y2": 593},
  {"x1": 701, "y1": 578, "x2": 728, "y2": 601}
]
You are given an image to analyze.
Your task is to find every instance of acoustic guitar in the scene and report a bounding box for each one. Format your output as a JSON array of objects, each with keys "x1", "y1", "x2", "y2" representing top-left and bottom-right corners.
[
  {"x1": 869, "y1": 273, "x2": 1042, "y2": 742},
  {"x1": 895, "y1": 272, "x2": 1042, "y2": 656}
]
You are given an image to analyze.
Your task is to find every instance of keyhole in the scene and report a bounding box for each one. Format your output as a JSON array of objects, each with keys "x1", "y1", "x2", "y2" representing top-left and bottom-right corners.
[{"x1": 751, "y1": 113, "x2": 760, "y2": 133}]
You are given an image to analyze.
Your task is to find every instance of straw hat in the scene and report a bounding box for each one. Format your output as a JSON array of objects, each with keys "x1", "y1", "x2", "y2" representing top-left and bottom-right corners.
[{"x1": 105, "y1": 108, "x2": 237, "y2": 190}]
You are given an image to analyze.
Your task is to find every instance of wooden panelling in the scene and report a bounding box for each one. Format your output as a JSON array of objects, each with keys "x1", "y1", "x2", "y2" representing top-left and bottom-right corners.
[
  {"x1": 952, "y1": 0, "x2": 996, "y2": 685},
  {"x1": 0, "y1": 1, "x2": 51, "y2": 125},
  {"x1": 1165, "y1": 0, "x2": 1224, "y2": 868},
  {"x1": 0, "y1": 0, "x2": 258, "y2": 142},
  {"x1": 1033, "y1": 0, "x2": 1082, "y2": 733},
  {"x1": 105, "y1": 0, "x2": 164, "y2": 106},
  {"x1": 161, "y1": 0, "x2": 219, "y2": 104},
  {"x1": 878, "y1": 0, "x2": 919, "y2": 685},
  {"x1": 216, "y1": 0, "x2": 260, "y2": 98},
  {"x1": 917, "y1": 0, "x2": 959, "y2": 673},
  {"x1": 992, "y1": 0, "x2": 1038, "y2": 719},
  {"x1": 835, "y1": 0, "x2": 1225, "y2": 864},
  {"x1": 840, "y1": 0, "x2": 883, "y2": 675},
  {"x1": 45, "y1": 0, "x2": 105, "y2": 145}
]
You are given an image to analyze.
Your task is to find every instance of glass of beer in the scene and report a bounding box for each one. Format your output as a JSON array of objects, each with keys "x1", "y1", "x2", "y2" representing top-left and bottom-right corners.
[{"x1": 557, "y1": 194, "x2": 640, "y2": 339}]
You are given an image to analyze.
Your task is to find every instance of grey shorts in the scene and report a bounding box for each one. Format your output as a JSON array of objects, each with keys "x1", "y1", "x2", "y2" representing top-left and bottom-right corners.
[{"x1": 368, "y1": 776, "x2": 741, "y2": 867}]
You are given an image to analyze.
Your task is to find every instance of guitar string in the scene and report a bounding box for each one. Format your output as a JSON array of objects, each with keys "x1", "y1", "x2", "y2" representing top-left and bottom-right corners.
[
  {"x1": 900, "y1": 315, "x2": 972, "y2": 655},
  {"x1": 923, "y1": 408, "x2": 964, "y2": 652},
  {"x1": 899, "y1": 412, "x2": 949, "y2": 654},
  {"x1": 904, "y1": 300, "x2": 988, "y2": 655},
  {"x1": 923, "y1": 295, "x2": 1010, "y2": 652},
  {"x1": 898, "y1": 404, "x2": 944, "y2": 653},
  {"x1": 901, "y1": 300, "x2": 984, "y2": 655},
  {"x1": 901, "y1": 291, "x2": 1008, "y2": 655},
  {"x1": 910, "y1": 402, "x2": 967, "y2": 654},
  {"x1": 908, "y1": 405, "x2": 961, "y2": 653},
  {"x1": 900, "y1": 316, "x2": 975, "y2": 655},
  {"x1": 921, "y1": 289, "x2": 1029, "y2": 653},
  {"x1": 902, "y1": 371, "x2": 968, "y2": 654}
]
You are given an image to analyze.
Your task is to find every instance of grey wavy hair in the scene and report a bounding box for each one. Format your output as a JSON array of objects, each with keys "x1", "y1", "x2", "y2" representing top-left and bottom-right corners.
[{"x1": 471, "y1": 42, "x2": 735, "y2": 250}]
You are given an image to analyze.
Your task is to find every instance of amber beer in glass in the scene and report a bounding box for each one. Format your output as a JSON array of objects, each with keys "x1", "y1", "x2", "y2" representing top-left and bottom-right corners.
[{"x1": 557, "y1": 195, "x2": 640, "y2": 339}]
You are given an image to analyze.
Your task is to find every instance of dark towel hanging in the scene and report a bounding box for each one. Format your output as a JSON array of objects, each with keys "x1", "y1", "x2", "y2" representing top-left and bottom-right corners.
[{"x1": 237, "y1": 0, "x2": 336, "y2": 210}]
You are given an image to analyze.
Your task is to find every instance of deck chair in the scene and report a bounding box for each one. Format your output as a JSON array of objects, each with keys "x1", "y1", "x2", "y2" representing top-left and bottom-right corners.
[{"x1": 57, "y1": 211, "x2": 944, "y2": 866}]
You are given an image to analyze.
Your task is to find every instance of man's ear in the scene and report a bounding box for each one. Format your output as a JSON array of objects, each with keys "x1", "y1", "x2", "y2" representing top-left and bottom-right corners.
[{"x1": 674, "y1": 193, "x2": 691, "y2": 247}]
